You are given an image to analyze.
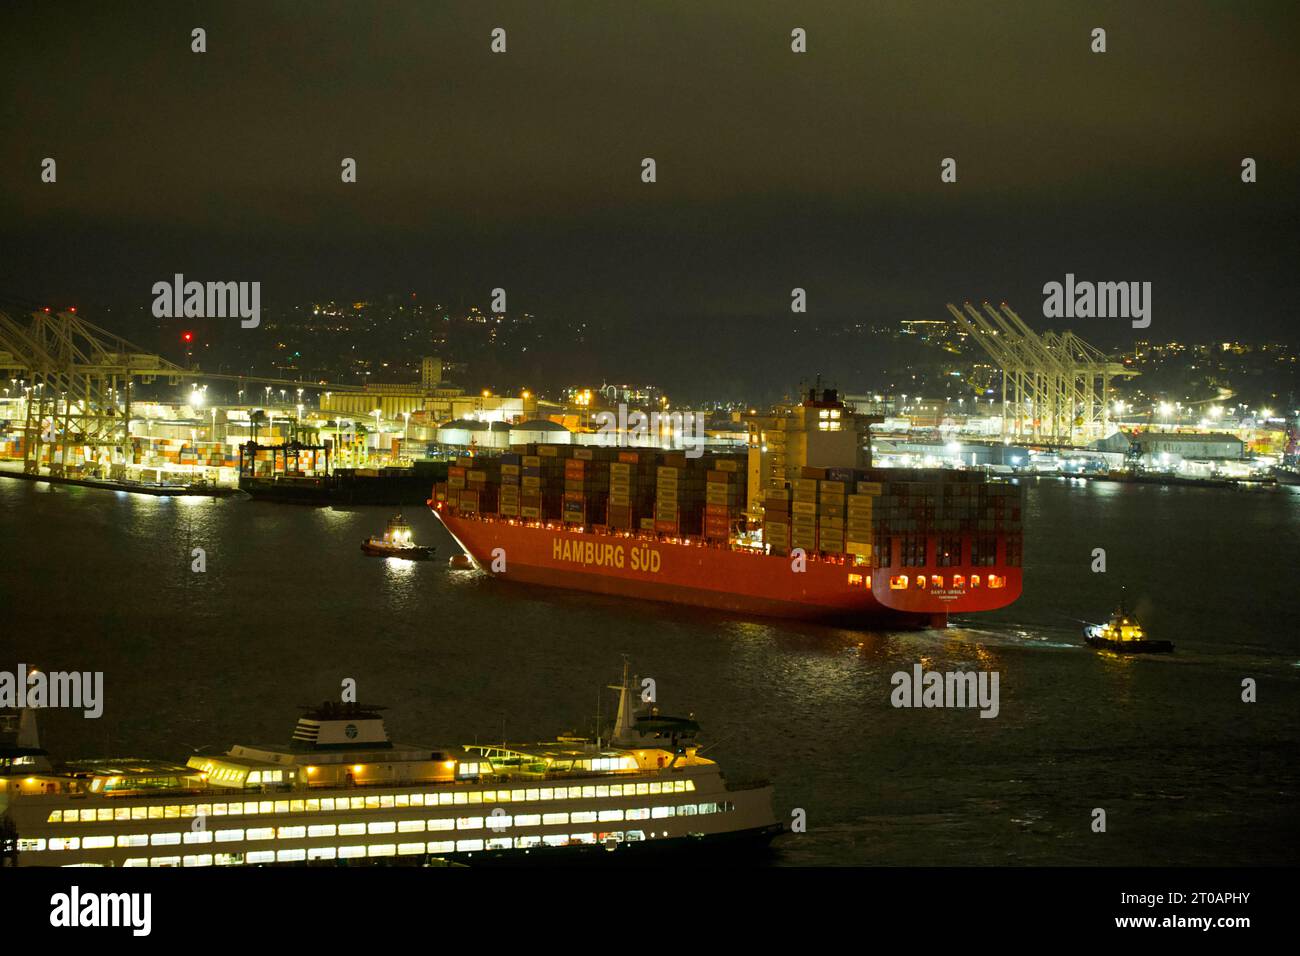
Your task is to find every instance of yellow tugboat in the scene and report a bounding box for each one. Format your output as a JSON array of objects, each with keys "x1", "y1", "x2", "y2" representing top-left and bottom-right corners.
[
  {"x1": 361, "y1": 512, "x2": 434, "y2": 561},
  {"x1": 1083, "y1": 598, "x2": 1173, "y2": 654}
]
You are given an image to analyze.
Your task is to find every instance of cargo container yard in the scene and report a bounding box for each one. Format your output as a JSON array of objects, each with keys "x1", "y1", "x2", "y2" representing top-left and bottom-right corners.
[{"x1": 430, "y1": 392, "x2": 1023, "y2": 627}]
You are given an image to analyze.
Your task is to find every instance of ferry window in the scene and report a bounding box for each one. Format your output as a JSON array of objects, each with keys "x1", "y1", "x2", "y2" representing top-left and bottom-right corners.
[
  {"x1": 988, "y1": 575, "x2": 1006, "y2": 589},
  {"x1": 308, "y1": 825, "x2": 336, "y2": 838},
  {"x1": 515, "y1": 836, "x2": 542, "y2": 849},
  {"x1": 118, "y1": 834, "x2": 147, "y2": 848},
  {"x1": 626, "y1": 808, "x2": 650, "y2": 820},
  {"x1": 339, "y1": 846, "x2": 366, "y2": 859},
  {"x1": 596, "y1": 786, "x2": 610, "y2": 798},
  {"x1": 684, "y1": 781, "x2": 695, "y2": 792},
  {"x1": 652, "y1": 807, "x2": 672, "y2": 819},
  {"x1": 368, "y1": 845, "x2": 396, "y2": 858},
  {"x1": 248, "y1": 772, "x2": 261, "y2": 784},
  {"x1": 47, "y1": 811, "x2": 63, "y2": 823},
  {"x1": 848, "y1": 573, "x2": 865, "y2": 587},
  {"x1": 468, "y1": 792, "x2": 483, "y2": 804},
  {"x1": 339, "y1": 823, "x2": 365, "y2": 836},
  {"x1": 395, "y1": 795, "x2": 409, "y2": 808},
  {"x1": 486, "y1": 837, "x2": 511, "y2": 850},
  {"x1": 99, "y1": 808, "x2": 115, "y2": 821},
  {"x1": 428, "y1": 840, "x2": 455, "y2": 854},
  {"x1": 290, "y1": 800, "x2": 304, "y2": 813},
  {"x1": 399, "y1": 842, "x2": 425, "y2": 855},
  {"x1": 457, "y1": 817, "x2": 483, "y2": 830},
  {"x1": 526, "y1": 789, "x2": 541, "y2": 801},
  {"x1": 636, "y1": 783, "x2": 650, "y2": 795},
  {"x1": 569, "y1": 832, "x2": 597, "y2": 845},
  {"x1": 453, "y1": 793, "x2": 468, "y2": 805},
  {"x1": 260, "y1": 801, "x2": 274, "y2": 814},
  {"x1": 183, "y1": 832, "x2": 213, "y2": 845},
  {"x1": 379, "y1": 796, "x2": 394, "y2": 809},
  {"x1": 306, "y1": 799, "x2": 320, "y2": 812},
  {"x1": 543, "y1": 812, "x2": 569, "y2": 826},
  {"x1": 890, "y1": 575, "x2": 908, "y2": 590},
  {"x1": 215, "y1": 829, "x2": 243, "y2": 842},
  {"x1": 49, "y1": 837, "x2": 79, "y2": 851},
  {"x1": 115, "y1": 807, "x2": 130, "y2": 821},
  {"x1": 455, "y1": 839, "x2": 484, "y2": 853},
  {"x1": 277, "y1": 849, "x2": 306, "y2": 863},
  {"x1": 543, "y1": 835, "x2": 569, "y2": 847},
  {"x1": 278, "y1": 826, "x2": 306, "y2": 839},
  {"x1": 971, "y1": 575, "x2": 981, "y2": 587},
  {"x1": 428, "y1": 819, "x2": 454, "y2": 831},
  {"x1": 16, "y1": 838, "x2": 44, "y2": 852},
  {"x1": 150, "y1": 833, "x2": 181, "y2": 846},
  {"x1": 515, "y1": 814, "x2": 541, "y2": 826},
  {"x1": 581, "y1": 786, "x2": 596, "y2": 799},
  {"x1": 952, "y1": 574, "x2": 966, "y2": 588},
  {"x1": 510, "y1": 789, "x2": 526, "y2": 801},
  {"x1": 572, "y1": 811, "x2": 597, "y2": 824},
  {"x1": 916, "y1": 576, "x2": 927, "y2": 589},
  {"x1": 398, "y1": 820, "x2": 425, "y2": 833},
  {"x1": 84, "y1": 835, "x2": 114, "y2": 849},
  {"x1": 151, "y1": 856, "x2": 182, "y2": 867},
  {"x1": 307, "y1": 847, "x2": 337, "y2": 861},
  {"x1": 598, "y1": 809, "x2": 624, "y2": 823},
  {"x1": 409, "y1": 794, "x2": 424, "y2": 807},
  {"x1": 318, "y1": 799, "x2": 334, "y2": 811},
  {"x1": 364, "y1": 796, "x2": 379, "y2": 810},
  {"x1": 246, "y1": 827, "x2": 273, "y2": 841},
  {"x1": 648, "y1": 783, "x2": 662, "y2": 794},
  {"x1": 680, "y1": 805, "x2": 698, "y2": 816},
  {"x1": 931, "y1": 575, "x2": 943, "y2": 589},
  {"x1": 132, "y1": 806, "x2": 147, "y2": 820},
  {"x1": 438, "y1": 793, "x2": 453, "y2": 806}
]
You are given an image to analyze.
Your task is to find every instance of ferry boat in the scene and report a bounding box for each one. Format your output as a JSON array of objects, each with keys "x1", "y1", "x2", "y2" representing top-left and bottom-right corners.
[
  {"x1": 360, "y1": 512, "x2": 433, "y2": 560},
  {"x1": 1083, "y1": 601, "x2": 1173, "y2": 654},
  {"x1": 0, "y1": 665, "x2": 781, "y2": 867}
]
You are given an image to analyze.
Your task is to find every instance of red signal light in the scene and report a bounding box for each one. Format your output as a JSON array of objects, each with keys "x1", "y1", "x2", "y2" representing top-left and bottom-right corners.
[{"x1": 182, "y1": 331, "x2": 193, "y2": 343}]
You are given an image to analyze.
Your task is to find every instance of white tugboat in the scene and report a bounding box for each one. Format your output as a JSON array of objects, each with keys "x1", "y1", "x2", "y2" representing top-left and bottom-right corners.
[
  {"x1": 0, "y1": 663, "x2": 781, "y2": 866},
  {"x1": 360, "y1": 512, "x2": 433, "y2": 560}
]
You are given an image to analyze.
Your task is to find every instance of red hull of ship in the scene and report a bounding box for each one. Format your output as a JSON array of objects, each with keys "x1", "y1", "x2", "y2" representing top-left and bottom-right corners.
[{"x1": 431, "y1": 508, "x2": 1022, "y2": 627}]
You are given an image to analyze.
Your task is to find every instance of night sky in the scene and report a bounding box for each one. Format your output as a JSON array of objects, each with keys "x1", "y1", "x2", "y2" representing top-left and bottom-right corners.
[{"x1": 2, "y1": 1, "x2": 1298, "y2": 357}]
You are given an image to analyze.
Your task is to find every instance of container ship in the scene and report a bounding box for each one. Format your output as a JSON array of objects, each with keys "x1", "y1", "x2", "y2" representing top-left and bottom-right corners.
[
  {"x1": 0, "y1": 664, "x2": 780, "y2": 866},
  {"x1": 430, "y1": 390, "x2": 1023, "y2": 627}
]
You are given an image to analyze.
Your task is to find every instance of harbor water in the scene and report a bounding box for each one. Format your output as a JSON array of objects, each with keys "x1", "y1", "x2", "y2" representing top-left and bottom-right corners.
[{"x1": 1, "y1": 476, "x2": 1296, "y2": 865}]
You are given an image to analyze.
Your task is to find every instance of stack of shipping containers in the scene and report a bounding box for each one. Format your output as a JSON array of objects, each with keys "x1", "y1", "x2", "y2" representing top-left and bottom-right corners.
[
  {"x1": 762, "y1": 485, "x2": 791, "y2": 555},
  {"x1": 704, "y1": 458, "x2": 744, "y2": 541}
]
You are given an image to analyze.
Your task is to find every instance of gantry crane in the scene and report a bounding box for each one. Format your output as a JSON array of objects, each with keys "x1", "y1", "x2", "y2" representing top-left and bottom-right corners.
[{"x1": 945, "y1": 301, "x2": 1137, "y2": 445}]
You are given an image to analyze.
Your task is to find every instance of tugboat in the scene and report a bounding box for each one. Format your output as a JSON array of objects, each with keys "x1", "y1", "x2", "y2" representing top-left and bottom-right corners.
[
  {"x1": 1084, "y1": 598, "x2": 1173, "y2": 654},
  {"x1": 361, "y1": 512, "x2": 434, "y2": 560}
]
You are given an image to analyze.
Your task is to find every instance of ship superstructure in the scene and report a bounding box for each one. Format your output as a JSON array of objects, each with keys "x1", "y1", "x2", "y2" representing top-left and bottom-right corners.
[{"x1": 0, "y1": 667, "x2": 779, "y2": 867}]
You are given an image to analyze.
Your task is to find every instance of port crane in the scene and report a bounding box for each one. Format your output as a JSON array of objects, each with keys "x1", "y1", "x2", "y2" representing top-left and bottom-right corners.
[
  {"x1": 0, "y1": 306, "x2": 366, "y2": 478},
  {"x1": 946, "y1": 301, "x2": 1137, "y2": 445}
]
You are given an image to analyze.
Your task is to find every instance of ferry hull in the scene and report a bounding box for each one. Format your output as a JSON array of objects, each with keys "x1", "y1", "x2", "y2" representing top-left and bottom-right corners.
[{"x1": 432, "y1": 508, "x2": 1022, "y2": 627}]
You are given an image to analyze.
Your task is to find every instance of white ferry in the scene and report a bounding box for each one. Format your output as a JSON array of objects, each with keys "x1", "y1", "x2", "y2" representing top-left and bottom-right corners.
[{"x1": 0, "y1": 666, "x2": 782, "y2": 867}]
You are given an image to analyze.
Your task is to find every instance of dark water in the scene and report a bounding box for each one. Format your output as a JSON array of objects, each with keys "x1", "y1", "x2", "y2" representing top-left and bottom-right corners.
[{"x1": 2, "y1": 476, "x2": 1297, "y2": 866}]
